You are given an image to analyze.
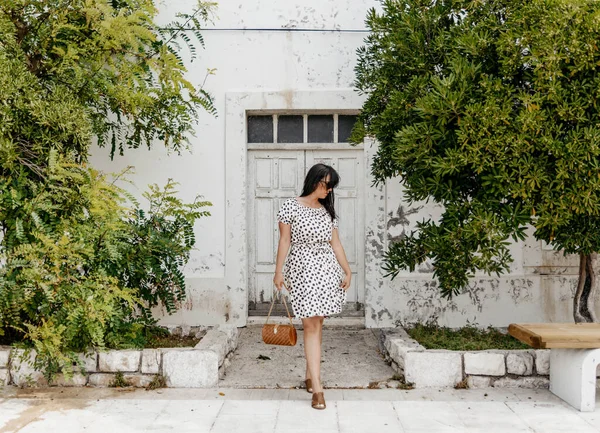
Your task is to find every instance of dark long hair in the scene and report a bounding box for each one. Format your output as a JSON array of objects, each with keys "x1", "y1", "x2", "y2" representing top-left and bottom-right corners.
[{"x1": 300, "y1": 163, "x2": 340, "y2": 222}]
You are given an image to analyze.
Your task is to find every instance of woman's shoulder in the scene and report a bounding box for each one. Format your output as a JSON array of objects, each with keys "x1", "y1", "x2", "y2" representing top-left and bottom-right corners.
[
  {"x1": 277, "y1": 197, "x2": 298, "y2": 224},
  {"x1": 278, "y1": 197, "x2": 299, "y2": 215},
  {"x1": 282, "y1": 197, "x2": 299, "y2": 208}
]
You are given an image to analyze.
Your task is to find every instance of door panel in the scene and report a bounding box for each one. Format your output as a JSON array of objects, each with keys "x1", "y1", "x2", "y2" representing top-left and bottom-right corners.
[
  {"x1": 306, "y1": 150, "x2": 365, "y2": 305},
  {"x1": 248, "y1": 150, "x2": 304, "y2": 307}
]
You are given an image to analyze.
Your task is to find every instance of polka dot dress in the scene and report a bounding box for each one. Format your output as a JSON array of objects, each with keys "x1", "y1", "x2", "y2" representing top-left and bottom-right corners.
[{"x1": 277, "y1": 197, "x2": 346, "y2": 319}]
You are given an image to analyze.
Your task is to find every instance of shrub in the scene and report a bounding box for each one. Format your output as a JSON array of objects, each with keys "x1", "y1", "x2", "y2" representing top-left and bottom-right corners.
[
  {"x1": 0, "y1": 0, "x2": 216, "y2": 380},
  {"x1": 0, "y1": 154, "x2": 210, "y2": 380}
]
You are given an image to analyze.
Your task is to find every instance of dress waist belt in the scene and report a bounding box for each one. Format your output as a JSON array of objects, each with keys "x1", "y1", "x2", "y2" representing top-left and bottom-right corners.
[
  {"x1": 290, "y1": 242, "x2": 332, "y2": 256},
  {"x1": 291, "y1": 241, "x2": 330, "y2": 246}
]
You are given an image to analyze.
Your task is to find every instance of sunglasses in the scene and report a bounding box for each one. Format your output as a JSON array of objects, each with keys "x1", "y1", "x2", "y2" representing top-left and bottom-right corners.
[{"x1": 319, "y1": 180, "x2": 334, "y2": 190}]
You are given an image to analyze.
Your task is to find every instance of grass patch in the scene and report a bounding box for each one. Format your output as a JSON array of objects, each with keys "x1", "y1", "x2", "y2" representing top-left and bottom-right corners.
[
  {"x1": 109, "y1": 372, "x2": 132, "y2": 388},
  {"x1": 1, "y1": 325, "x2": 201, "y2": 350},
  {"x1": 146, "y1": 374, "x2": 167, "y2": 390},
  {"x1": 389, "y1": 373, "x2": 414, "y2": 390},
  {"x1": 143, "y1": 326, "x2": 200, "y2": 349},
  {"x1": 454, "y1": 378, "x2": 469, "y2": 389},
  {"x1": 407, "y1": 323, "x2": 529, "y2": 351}
]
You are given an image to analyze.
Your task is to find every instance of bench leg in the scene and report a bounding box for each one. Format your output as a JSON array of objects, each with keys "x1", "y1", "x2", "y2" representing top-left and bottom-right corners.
[{"x1": 550, "y1": 348, "x2": 600, "y2": 412}]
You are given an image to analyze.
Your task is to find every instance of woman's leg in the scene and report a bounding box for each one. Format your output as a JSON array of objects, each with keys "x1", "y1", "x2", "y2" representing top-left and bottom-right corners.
[
  {"x1": 302, "y1": 316, "x2": 324, "y2": 392},
  {"x1": 305, "y1": 316, "x2": 325, "y2": 381}
]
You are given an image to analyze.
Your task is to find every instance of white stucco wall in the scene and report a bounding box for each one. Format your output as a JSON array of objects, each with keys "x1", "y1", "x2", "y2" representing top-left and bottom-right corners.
[
  {"x1": 89, "y1": 0, "x2": 379, "y2": 326},
  {"x1": 363, "y1": 175, "x2": 591, "y2": 328},
  {"x1": 88, "y1": 0, "x2": 591, "y2": 328}
]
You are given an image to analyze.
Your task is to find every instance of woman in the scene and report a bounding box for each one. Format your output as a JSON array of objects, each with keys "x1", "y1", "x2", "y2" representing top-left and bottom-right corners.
[{"x1": 273, "y1": 163, "x2": 352, "y2": 410}]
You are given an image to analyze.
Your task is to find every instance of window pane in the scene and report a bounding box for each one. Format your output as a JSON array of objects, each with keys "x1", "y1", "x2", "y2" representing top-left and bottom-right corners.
[
  {"x1": 247, "y1": 116, "x2": 273, "y2": 143},
  {"x1": 277, "y1": 115, "x2": 304, "y2": 143},
  {"x1": 308, "y1": 115, "x2": 334, "y2": 143},
  {"x1": 338, "y1": 115, "x2": 358, "y2": 143}
]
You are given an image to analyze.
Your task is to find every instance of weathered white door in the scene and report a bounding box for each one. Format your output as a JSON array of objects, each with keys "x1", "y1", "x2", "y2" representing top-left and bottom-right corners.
[
  {"x1": 248, "y1": 149, "x2": 365, "y2": 314},
  {"x1": 247, "y1": 150, "x2": 304, "y2": 309},
  {"x1": 306, "y1": 150, "x2": 365, "y2": 308}
]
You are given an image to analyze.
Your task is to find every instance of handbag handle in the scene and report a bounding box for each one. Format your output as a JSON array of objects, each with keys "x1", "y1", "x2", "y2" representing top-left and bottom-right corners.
[{"x1": 265, "y1": 282, "x2": 294, "y2": 327}]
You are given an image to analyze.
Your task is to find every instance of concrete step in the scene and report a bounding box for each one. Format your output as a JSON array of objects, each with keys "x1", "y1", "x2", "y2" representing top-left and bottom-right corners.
[{"x1": 246, "y1": 316, "x2": 365, "y2": 328}]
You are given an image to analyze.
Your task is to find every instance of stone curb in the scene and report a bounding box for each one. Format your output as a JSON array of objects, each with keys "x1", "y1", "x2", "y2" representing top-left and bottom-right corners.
[
  {"x1": 0, "y1": 326, "x2": 239, "y2": 389},
  {"x1": 380, "y1": 328, "x2": 551, "y2": 389}
]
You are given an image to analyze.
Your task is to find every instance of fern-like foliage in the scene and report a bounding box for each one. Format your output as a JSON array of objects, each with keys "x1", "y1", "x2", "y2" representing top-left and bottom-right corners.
[
  {"x1": 112, "y1": 178, "x2": 211, "y2": 322},
  {"x1": 0, "y1": 0, "x2": 216, "y2": 380},
  {"x1": 0, "y1": 157, "x2": 210, "y2": 381}
]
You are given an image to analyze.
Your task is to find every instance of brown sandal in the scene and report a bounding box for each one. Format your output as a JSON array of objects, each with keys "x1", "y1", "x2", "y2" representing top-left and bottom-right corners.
[
  {"x1": 311, "y1": 392, "x2": 326, "y2": 410},
  {"x1": 305, "y1": 379, "x2": 313, "y2": 393}
]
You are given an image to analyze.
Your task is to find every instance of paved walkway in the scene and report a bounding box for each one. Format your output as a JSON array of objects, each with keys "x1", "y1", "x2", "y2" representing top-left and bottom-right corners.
[
  {"x1": 1, "y1": 387, "x2": 600, "y2": 432},
  {"x1": 220, "y1": 326, "x2": 396, "y2": 389}
]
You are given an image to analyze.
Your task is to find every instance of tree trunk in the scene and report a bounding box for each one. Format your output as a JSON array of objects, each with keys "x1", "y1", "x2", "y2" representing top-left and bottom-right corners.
[{"x1": 573, "y1": 253, "x2": 598, "y2": 323}]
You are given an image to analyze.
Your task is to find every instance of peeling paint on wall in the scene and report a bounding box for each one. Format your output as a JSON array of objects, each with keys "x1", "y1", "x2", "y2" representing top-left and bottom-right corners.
[
  {"x1": 463, "y1": 279, "x2": 500, "y2": 312},
  {"x1": 186, "y1": 253, "x2": 225, "y2": 274},
  {"x1": 386, "y1": 204, "x2": 422, "y2": 244},
  {"x1": 509, "y1": 278, "x2": 534, "y2": 303}
]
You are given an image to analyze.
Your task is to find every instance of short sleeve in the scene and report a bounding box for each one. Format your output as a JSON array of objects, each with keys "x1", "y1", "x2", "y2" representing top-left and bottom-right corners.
[
  {"x1": 333, "y1": 217, "x2": 339, "y2": 229},
  {"x1": 277, "y1": 199, "x2": 295, "y2": 225}
]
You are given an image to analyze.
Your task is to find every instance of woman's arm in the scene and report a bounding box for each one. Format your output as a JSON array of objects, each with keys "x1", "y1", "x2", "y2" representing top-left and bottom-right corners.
[
  {"x1": 273, "y1": 222, "x2": 291, "y2": 290},
  {"x1": 330, "y1": 228, "x2": 352, "y2": 290}
]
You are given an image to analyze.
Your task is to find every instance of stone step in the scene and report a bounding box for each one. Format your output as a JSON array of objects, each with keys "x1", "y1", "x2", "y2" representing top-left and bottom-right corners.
[{"x1": 246, "y1": 316, "x2": 365, "y2": 328}]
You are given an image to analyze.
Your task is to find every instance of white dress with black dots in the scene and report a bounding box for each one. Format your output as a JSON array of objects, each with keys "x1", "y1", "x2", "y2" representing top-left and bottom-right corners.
[{"x1": 277, "y1": 197, "x2": 346, "y2": 318}]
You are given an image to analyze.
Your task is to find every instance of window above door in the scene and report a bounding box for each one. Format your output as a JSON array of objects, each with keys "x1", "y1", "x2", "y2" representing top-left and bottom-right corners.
[{"x1": 246, "y1": 112, "x2": 362, "y2": 150}]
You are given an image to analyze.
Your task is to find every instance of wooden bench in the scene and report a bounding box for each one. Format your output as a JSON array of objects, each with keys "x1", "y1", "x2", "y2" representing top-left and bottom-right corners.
[{"x1": 509, "y1": 323, "x2": 600, "y2": 411}]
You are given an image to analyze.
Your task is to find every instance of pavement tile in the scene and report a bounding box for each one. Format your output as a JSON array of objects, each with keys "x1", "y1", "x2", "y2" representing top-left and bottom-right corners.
[
  {"x1": 161, "y1": 399, "x2": 223, "y2": 418},
  {"x1": 452, "y1": 389, "x2": 522, "y2": 402},
  {"x1": 18, "y1": 404, "x2": 161, "y2": 433},
  {"x1": 323, "y1": 389, "x2": 345, "y2": 400},
  {"x1": 337, "y1": 400, "x2": 404, "y2": 433},
  {"x1": 245, "y1": 388, "x2": 292, "y2": 400},
  {"x1": 403, "y1": 388, "x2": 468, "y2": 401},
  {"x1": 0, "y1": 399, "x2": 44, "y2": 430},
  {"x1": 289, "y1": 389, "x2": 315, "y2": 400},
  {"x1": 512, "y1": 389, "x2": 569, "y2": 404},
  {"x1": 461, "y1": 430, "x2": 534, "y2": 433},
  {"x1": 210, "y1": 413, "x2": 278, "y2": 433},
  {"x1": 578, "y1": 411, "x2": 600, "y2": 431},
  {"x1": 450, "y1": 401, "x2": 531, "y2": 430},
  {"x1": 402, "y1": 429, "x2": 471, "y2": 433},
  {"x1": 506, "y1": 401, "x2": 599, "y2": 432},
  {"x1": 274, "y1": 400, "x2": 339, "y2": 432},
  {"x1": 151, "y1": 388, "x2": 211, "y2": 400},
  {"x1": 342, "y1": 389, "x2": 407, "y2": 401},
  {"x1": 211, "y1": 388, "x2": 291, "y2": 400},
  {"x1": 394, "y1": 401, "x2": 465, "y2": 431},
  {"x1": 219, "y1": 399, "x2": 280, "y2": 415},
  {"x1": 101, "y1": 398, "x2": 169, "y2": 414}
]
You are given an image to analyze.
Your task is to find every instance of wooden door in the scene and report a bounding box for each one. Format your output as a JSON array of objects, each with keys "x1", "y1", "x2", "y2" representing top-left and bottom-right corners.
[
  {"x1": 248, "y1": 149, "x2": 365, "y2": 315},
  {"x1": 247, "y1": 150, "x2": 304, "y2": 309},
  {"x1": 306, "y1": 150, "x2": 365, "y2": 309}
]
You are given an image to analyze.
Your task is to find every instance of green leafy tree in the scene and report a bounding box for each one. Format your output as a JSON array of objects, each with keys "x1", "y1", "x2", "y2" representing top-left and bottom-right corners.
[
  {"x1": 0, "y1": 0, "x2": 216, "y2": 168},
  {"x1": 354, "y1": 0, "x2": 600, "y2": 322},
  {"x1": 0, "y1": 0, "x2": 216, "y2": 380}
]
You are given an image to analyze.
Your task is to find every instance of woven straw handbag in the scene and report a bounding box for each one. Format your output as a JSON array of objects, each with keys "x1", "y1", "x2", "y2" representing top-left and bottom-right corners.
[{"x1": 262, "y1": 283, "x2": 297, "y2": 346}]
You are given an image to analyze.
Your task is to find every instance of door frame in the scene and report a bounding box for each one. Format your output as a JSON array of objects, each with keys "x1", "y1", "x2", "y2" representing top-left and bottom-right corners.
[{"x1": 224, "y1": 90, "x2": 385, "y2": 326}]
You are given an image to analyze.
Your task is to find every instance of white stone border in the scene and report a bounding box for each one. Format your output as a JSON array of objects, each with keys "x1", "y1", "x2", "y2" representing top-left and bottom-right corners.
[
  {"x1": 381, "y1": 328, "x2": 551, "y2": 389},
  {"x1": 0, "y1": 325, "x2": 238, "y2": 389},
  {"x1": 224, "y1": 89, "x2": 385, "y2": 327}
]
